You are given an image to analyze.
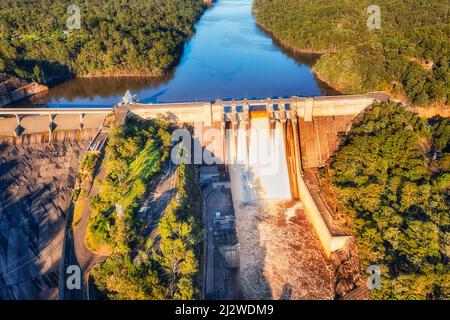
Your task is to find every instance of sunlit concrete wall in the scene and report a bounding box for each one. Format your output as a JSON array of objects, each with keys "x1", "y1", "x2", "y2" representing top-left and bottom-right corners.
[
  {"x1": 132, "y1": 93, "x2": 385, "y2": 128},
  {"x1": 294, "y1": 95, "x2": 381, "y2": 120},
  {"x1": 297, "y1": 174, "x2": 350, "y2": 256},
  {"x1": 0, "y1": 114, "x2": 107, "y2": 137},
  {"x1": 132, "y1": 102, "x2": 213, "y2": 126}
]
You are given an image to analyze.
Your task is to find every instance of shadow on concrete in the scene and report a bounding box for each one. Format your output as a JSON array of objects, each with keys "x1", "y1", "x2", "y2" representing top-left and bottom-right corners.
[
  {"x1": 0, "y1": 177, "x2": 65, "y2": 299},
  {"x1": 0, "y1": 142, "x2": 87, "y2": 300}
]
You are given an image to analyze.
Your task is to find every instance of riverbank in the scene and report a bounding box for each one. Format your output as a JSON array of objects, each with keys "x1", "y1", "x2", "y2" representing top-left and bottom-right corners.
[
  {"x1": 20, "y1": 0, "x2": 333, "y2": 107},
  {"x1": 254, "y1": 17, "x2": 365, "y2": 98},
  {"x1": 257, "y1": 20, "x2": 449, "y2": 117},
  {"x1": 0, "y1": 75, "x2": 48, "y2": 107},
  {"x1": 77, "y1": 70, "x2": 164, "y2": 78},
  {"x1": 0, "y1": 0, "x2": 207, "y2": 107},
  {"x1": 254, "y1": 19, "x2": 333, "y2": 56},
  {"x1": 252, "y1": 0, "x2": 450, "y2": 113},
  {"x1": 254, "y1": 20, "x2": 345, "y2": 96}
]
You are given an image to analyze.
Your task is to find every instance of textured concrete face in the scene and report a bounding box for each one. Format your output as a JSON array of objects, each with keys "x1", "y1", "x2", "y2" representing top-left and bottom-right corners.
[
  {"x1": 131, "y1": 93, "x2": 384, "y2": 125},
  {"x1": 299, "y1": 115, "x2": 357, "y2": 169},
  {"x1": 0, "y1": 141, "x2": 87, "y2": 299}
]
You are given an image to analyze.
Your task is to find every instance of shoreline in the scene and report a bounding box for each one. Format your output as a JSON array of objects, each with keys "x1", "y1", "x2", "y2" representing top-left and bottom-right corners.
[
  {"x1": 254, "y1": 16, "x2": 450, "y2": 116},
  {"x1": 1, "y1": 1, "x2": 209, "y2": 107},
  {"x1": 312, "y1": 69, "x2": 346, "y2": 94},
  {"x1": 0, "y1": 81, "x2": 48, "y2": 107},
  {"x1": 254, "y1": 19, "x2": 343, "y2": 95},
  {"x1": 255, "y1": 20, "x2": 334, "y2": 56},
  {"x1": 78, "y1": 68, "x2": 166, "y2": 79}
]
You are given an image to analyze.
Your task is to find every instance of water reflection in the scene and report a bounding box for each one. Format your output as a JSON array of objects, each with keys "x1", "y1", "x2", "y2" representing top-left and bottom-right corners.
[
  {"x1": 13, "y1": 0, "x2": 339, "y2": 108},
  {"x1": 22, "y1": 75, "x2": 174, "y2": 107}
]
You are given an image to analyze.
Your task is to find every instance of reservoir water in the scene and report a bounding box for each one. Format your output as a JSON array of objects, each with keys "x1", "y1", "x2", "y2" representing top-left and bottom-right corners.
[{"x1": 18, "y1": 0, "x2": 338, "y2": 108}]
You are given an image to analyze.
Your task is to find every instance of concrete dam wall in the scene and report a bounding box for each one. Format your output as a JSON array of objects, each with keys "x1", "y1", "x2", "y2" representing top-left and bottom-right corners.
[
  {"x1": 0, "y1": 110, "x2": 109, "y2": 299},
  {"x1": 0, "y1": 141, "x2": 89, "y2": 299},
  {"x1": 131, "y1": 93, "x2": 388, "y2": 256},
  {"x1": 0, "y1": 92, "x2": 387, "y2": 296},
  {"x1": 0, "y1": 128, "x2": 101, "y2": 146}
]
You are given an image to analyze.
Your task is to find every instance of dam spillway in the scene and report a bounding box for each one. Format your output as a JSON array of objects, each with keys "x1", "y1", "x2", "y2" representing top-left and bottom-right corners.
[
  {"x1": 0, "y1": 93, "x2": 389, "y2": 299},
  {"x1": 134, "y1": 93, "x2": 388, "y2": 256},
  {"x1": 227, "y1": 112, "x2": 292, "y2": 202}
]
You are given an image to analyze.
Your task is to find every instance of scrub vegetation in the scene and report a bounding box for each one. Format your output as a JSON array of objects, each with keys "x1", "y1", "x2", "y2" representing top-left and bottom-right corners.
[
  {"x1": 89, "y1": 116, "x2": 203, "y2": 300},
  {"x1": 86, "y1": 115, "x2": 171, "y2": 253},
  {"x1": 323, "y1": 102, "x2": 450, "y2": 299},
  {"x1": 73, "y1": 151, "x2": 100, "y2": 201}
]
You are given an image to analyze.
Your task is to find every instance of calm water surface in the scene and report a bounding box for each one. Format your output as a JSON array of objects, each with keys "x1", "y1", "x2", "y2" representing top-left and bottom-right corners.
[{"x1": 19, "y1": 0, "x2": 338, "y2": 108}]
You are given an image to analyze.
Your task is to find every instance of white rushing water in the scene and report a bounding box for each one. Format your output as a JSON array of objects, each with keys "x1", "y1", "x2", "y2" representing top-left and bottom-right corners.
[{"x1": 228, "y1": 117, "x2": 292, "y2": 202}]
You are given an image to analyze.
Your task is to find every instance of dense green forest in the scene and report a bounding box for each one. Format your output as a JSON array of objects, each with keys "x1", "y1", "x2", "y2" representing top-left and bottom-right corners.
[
  {"x1": 88, "y1": 116, "x2": 203, "y2": 300},
  {"x1": 0, "y1": 0, "x2": 205, "y2": 82},
  {"x1": 323, "y1": 102, "x2": 449, "y2": 299},
  {"x1": 254, "y1": 0, "x2": 450, "y2": 107},
  {"x1": 87, "y1": 115, "x2": 170, "y2": 254}
]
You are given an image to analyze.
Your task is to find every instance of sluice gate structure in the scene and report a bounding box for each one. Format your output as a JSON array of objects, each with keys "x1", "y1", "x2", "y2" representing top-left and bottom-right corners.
[{"x1": 131, "y1": 92, "x2": 389, "y2": 256}]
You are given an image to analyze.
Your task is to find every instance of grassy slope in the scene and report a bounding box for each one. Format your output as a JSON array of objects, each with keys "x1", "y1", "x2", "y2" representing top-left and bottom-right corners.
[
  {"x1": 121, "y1": 143, "x2": 160, "y2": 211},
  {"x1": 85, "y1": 141, "x2": 161, "y2": 254}
]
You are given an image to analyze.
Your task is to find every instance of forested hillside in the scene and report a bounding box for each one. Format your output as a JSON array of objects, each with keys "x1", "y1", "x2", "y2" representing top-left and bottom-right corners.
[
  {"x1": 91, "y1": 163, "x2": 203, "y2": 300},
  {"x1": 0, "y1": 0, "x2": 205, "y2": 82},
  {"x1": 323, "y1": 102, "x2": 449, "y2": 299},
  {"x1": 254, "y1": 0, "x2": 450, "y2": 107}
]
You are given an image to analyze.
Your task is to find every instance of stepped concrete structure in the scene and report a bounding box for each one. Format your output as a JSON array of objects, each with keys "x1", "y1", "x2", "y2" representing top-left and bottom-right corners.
[
  {"x1": 0, "y1": 108, "x2": 110, "y2": 142},
  {"x1": 0, "y1": 139, "x2": 92, "y2": 299},
  {"x1": 0, "y1": 109, "x2": 108, "y2": 299}
]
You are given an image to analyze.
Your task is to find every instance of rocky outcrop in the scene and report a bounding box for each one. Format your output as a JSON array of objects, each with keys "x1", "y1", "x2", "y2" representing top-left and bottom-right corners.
[
  {"x1": 0, "y1": 74, "x2": 48, "y2": 107},
  {"x1": 330, "y1": 240, "x2": 364, "y2": 298}
]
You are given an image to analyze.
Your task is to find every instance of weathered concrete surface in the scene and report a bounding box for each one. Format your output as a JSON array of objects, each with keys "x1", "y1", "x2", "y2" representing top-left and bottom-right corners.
[
  {"x1": 0, "y1": 129, "x2": 101, "y2": 147},
  {"x1": 0, "y1": 93, "x2": 384, "y2": 299},
  {"x1": 130, "y1": 93, "x2": 388, "y2": 125},
  {"x1": 299, "y1": 115, "x2": 356, "y2": 169},
  {"x1": 296, "y1": 172, "x2": 350, "y2": 256},
  {"x1": 0, "y1": 114, "x2": 107, "y2": 138},
  {"x1": 131, "y1": 94, "x2": 385, "y2": 257},
  {"x1": 0, "y1": 140, "x2": 88, "y2": 299}
]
